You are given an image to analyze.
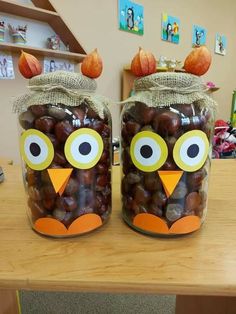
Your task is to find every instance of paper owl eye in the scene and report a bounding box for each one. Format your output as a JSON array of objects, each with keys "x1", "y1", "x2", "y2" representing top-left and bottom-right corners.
[
  {"x1": 173, "y1": 130, "x2": 209, "y2": 172},
  {"x1": 64, "y1": 128, "x2": 104, "y2": 169},
  {"x1": 20, "y1": 129, "x2": 54, "y2": 170},
  {"x1": 130, "y1": 131, "x2": 168, "y2": 172}
]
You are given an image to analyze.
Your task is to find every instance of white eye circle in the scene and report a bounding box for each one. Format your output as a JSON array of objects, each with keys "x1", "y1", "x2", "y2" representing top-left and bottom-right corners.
[
  {"x1": 65, "y1": 128, "x2": 104, "y2": 169},
  {"x1": 130, "y1": 131, "x2": 168, "y2": 172},
  {"x1": 25, "y1": 135, "x2": 48, "y2": 164},
  {"x1": 20, "y1": 129, "x2": 54, "y2": 170},
  {"x1": 173, "y1": 130, "x2": 209, "y2": 172}
]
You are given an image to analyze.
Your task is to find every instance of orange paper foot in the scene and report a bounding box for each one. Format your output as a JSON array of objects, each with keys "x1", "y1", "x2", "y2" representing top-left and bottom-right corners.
[
  {"x1": 133, "y1": 213, "x2": 200, "y2": 235},
  {"x1": 34, "y1": 214, "x2": 103, "y2": 236}
]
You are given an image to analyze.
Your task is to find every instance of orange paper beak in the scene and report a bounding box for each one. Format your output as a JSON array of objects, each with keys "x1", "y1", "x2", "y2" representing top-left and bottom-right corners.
[
  {"x1": 158, "y1": 170, "x2": 183, "y2": 198},
  {"x1": 47, "y1": 168, "x2": 73, "y2": 196}
]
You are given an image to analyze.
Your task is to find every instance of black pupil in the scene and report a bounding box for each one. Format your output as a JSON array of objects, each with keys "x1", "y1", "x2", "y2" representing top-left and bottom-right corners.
[
  {"x1": 187, "y1": 144, "x2": 199, "y2": 158},
  {"x1": 140, "y1": 145, "x2": 153, "y2": 159},
  {"x1": 79, "y1": 142, "x2": 91, "y2": 155},
  {"x1": 29, "y1": 143, "x2": 41, "y2": 157}
]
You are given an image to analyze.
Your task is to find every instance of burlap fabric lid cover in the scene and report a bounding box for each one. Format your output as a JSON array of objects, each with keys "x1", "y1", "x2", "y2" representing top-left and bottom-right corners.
[
  {"x1": 13, "y1": 71, "x2": 110, "y2": 118},
  {"x1": 122, "y1": 72, "x2": 217, "y2": 114}
]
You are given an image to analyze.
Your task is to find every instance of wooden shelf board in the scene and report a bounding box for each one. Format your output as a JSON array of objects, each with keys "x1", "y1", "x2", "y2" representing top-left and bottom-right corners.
[
  {"x1": 0, "y1": 0, "x2": 86, "y2": 54},
  {"x1": 0, "y1": 0, "x2": 59, "y2": 22},
  {"x1": 0, "y1": 42, "x2": 86, "y2": 62},
  {"x1": 31, "y1": 0, "x2": 56, "y2": 12}
]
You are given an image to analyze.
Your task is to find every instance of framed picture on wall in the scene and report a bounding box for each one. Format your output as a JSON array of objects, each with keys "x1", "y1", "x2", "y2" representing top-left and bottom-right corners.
[
  {"x1": 215, "y1": 33, "x2": 226, "y2": 56},
  {"x1": 192, "y1": 25, "x2": 207, "y2": 47},
  {"x1": 43, "y1": 57, "x2": 75, "y2": 73},
  {"x1": 0, "y1": 52, "x2": 14, "y2": 79},
  {"x1": 118, "y1": 0, "x2": 144, "y2": 35},
  {"x1": 161, "y1": 13, "x2": 180, "y2": 44}
]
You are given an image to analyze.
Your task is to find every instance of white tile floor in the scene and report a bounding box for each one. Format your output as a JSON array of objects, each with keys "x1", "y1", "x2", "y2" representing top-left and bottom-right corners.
[{"x1": 20, "y1": 292, "x2": 176, "y2": 314}]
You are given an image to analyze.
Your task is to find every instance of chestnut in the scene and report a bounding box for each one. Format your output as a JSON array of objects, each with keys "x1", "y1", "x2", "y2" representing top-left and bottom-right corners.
[
  {"x1": 30, "y1": 105, "x2": 47, "y2": 117},
  {"x1": 153, "y1": 111, "x2": 180, "y2": 136},
  {"x1": 55, "y1": 120, "x2": 74, "y2": 142},
  {"x1": 28, "y1": 186, "x2": 42, "y2": 201},
  {"x1": 166, "y1": 203, "x2": 183, "y2": 222},
  {"x1": 144, "y1": 172, "x2": 161, "y2": 191},
  {"x1": 56, "y1": 196, "x2": 77, "y2": 212},
  {"x1": 152, "y1": 190, "x2": 167, "y2": 208},
  {"x1": 19, "y1": 110, "x2": 35, "y2": 129},
  {"x1": 53, "y1": 150, "x2": 67, "y2": 165},
  {"x1": 133, "y1": 184, "x2": 150, "y2": 204},
  {"x1": 64, "y1": 178, "x2": 79, "y2": 196},
  {"x1": 185, "y1": 192, "x2": 201, "y2": 211},
  {"x1": 126, "y1": 121, "x2": 141, "y2": 136},
  {"x1": 28, "y1": 199, "x2": 45, "y2": 219},
  {"x1": 35, "y1": 116, "x2": 56, "y2": 133},
  {"x1": 77, "y1": 169, "x2": 95, "y2": 185},
  {"x1": 48, "y1": 106, "x2": 67, "y2": 120}
]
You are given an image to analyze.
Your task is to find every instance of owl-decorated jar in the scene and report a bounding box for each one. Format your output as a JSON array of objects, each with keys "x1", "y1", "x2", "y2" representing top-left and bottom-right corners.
[
  {"x1": 121, "y1": 72, "x2": 216, "y2": 236},
  {"x1": 14, "y1": 71, "x2": 112, "y2": 237}
]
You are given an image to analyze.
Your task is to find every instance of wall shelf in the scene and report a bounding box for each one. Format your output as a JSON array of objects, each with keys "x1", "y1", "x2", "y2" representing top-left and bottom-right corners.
[
  {"x1": 0, "y1": 42, "x2": 85, "y2": 62},
  {"x1": 0, "y1": 0, "x2": 59, "y2": 22},
  {"x1": 0, "y1": 0, "x2": 86, "y2": 56}
]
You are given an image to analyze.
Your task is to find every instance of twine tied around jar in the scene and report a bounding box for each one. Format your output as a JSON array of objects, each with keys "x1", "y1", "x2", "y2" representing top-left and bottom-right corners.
[{"x1": 13, "y1": 71, "x2": 111, "y2": 119}]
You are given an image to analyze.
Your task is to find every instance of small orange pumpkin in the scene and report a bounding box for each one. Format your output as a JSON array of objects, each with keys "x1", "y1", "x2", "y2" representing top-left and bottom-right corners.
[
  {"x1": 18, "y1": 51, "x2": 42, "y2": 79},
  {"x1": 131, "y1": 47, "x2": 157, "y2": 77},
  {"x1": 81, "y1": 48, "x2": 103, "y2": 78},
  {"x1": 184, "y1": 46, "x2": 212, "y2": 76}
]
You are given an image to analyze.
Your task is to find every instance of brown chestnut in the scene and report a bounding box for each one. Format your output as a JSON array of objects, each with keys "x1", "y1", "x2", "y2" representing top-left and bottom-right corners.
[
  {"x1": 55, "y1": 120, "x2": 74, "y2": 142},
  {"x1": 19, "y1": 110, "x2": 35, "y2": 129},
  {"x1": 56, "y1": 196, "x2": 77, "y2": 212},
  {"x1": 185, "y1": 192, "x2": 201, "y2": 211},
  {"x1": 30, "y1": 105, "x2": 47, "y2": 117},
  {"x1": 35, "y1": 116, "x2": 56, "y2": 133},
  {"x1": 153, "y1": 111, "x2": 180, "y2": 136},
  {"x1": 64, "y1": 177, "x2": 79, "y2": 196}
]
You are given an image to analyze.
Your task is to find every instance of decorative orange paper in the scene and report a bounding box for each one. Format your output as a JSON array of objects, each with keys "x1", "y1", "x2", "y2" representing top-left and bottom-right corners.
[
  {"x1": 47, "y1": 168, "x2": 73, "y2": 196},
  {"x1": 158, "y1": 170, "x2": 183, "y2": 197},
  {"x1": 133, "y1": 213, "x2": 201, "y2": 235},
  {"x1": 133, "y1": 213, "x2": 169, "y2": 234},
  {"x1": 34, "y1": 214, "x2": 103, "y2": 236}
]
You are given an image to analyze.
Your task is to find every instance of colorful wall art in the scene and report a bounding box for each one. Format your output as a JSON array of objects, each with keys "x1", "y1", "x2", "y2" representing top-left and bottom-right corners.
[
  {"x1": 215, "y1": 33, "x2": 226, "y2": 55},
  {"x1": 118, "y1": 0, "x2": 144, "y2": 35},
  {"x1": 192, "y1": 25, "x2": 207, "y2": 47},
  {"x1": 161, "y1": 13, "x2": 180, "y2": 44}
]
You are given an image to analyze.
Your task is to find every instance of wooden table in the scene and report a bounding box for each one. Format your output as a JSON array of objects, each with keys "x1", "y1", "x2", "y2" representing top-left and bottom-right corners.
[{"x1": 0, "y1": 159, "x2": 236, "y2": 314}]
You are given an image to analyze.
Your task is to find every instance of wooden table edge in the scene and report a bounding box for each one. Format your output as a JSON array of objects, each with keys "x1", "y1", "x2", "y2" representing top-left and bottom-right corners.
[{"x1": 1, "y1": 280, "x2": 236, "y2": 297}]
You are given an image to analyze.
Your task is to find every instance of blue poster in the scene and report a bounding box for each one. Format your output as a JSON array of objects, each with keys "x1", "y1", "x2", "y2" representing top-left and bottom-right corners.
[
  {"x1": 161, "y1": 13, "x2": 180, "y2": 44},
  {"x1": 118, "y1": 0, "x2": 144, "y2": 35},
  {"x1": 192, "y1": 25, "x2": 207, "y2": 47}
]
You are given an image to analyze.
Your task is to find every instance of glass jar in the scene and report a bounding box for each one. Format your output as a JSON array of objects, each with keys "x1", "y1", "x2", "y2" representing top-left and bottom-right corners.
[
  {"x1": 121, "y1": 72, "x2": 216, "y2": 236},
  {"x1": 15, "y1": 71, "x2": 112, "y2": 237}
]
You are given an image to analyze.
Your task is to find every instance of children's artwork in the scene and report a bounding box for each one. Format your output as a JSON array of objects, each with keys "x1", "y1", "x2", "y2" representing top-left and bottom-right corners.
[
  {"x1": 44, "y1": 58, "x2": 75, "y2": 73},
  {"x1": 0, "y1": 53, "x2": 15, "y2": 79},
  {"x1": 118, "y1": 0, "x2": 144, "y2": 35},
  {"x1": 192, "y1": 25, "x2": 207, "y2": 47},
  {"x1": 215, "y1": 34, "x2": 226, "y2": 56},
  {"x1": 0, "y1": 21, "x2": 5, "y2": 42},
  {"x1": 161, "y1": 13, "x2": 180, "y2": 44}
]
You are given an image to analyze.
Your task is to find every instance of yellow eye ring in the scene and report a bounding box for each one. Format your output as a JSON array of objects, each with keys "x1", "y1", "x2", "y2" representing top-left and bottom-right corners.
[
  {"x1": 173, "y1": 130, "x2": 209, "y2": 172},
  {"x1": 65, "y1": 128, "x2": 104, "y2": 169},
  {"x1": 130, "y1": 131, "x2": 168, "y2": 172},
  {"x1": 20, "y1": 129, "x2": 54, "y2": 171}
]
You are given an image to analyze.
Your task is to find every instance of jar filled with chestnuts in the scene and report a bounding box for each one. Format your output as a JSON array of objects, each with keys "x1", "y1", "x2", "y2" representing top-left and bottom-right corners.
[
  {"x1": 14, "y1": 71, "x2": 112, "y2": 237},
  {"x1": 121, "y1": 72, "x2": 216, "y2": 236}
]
